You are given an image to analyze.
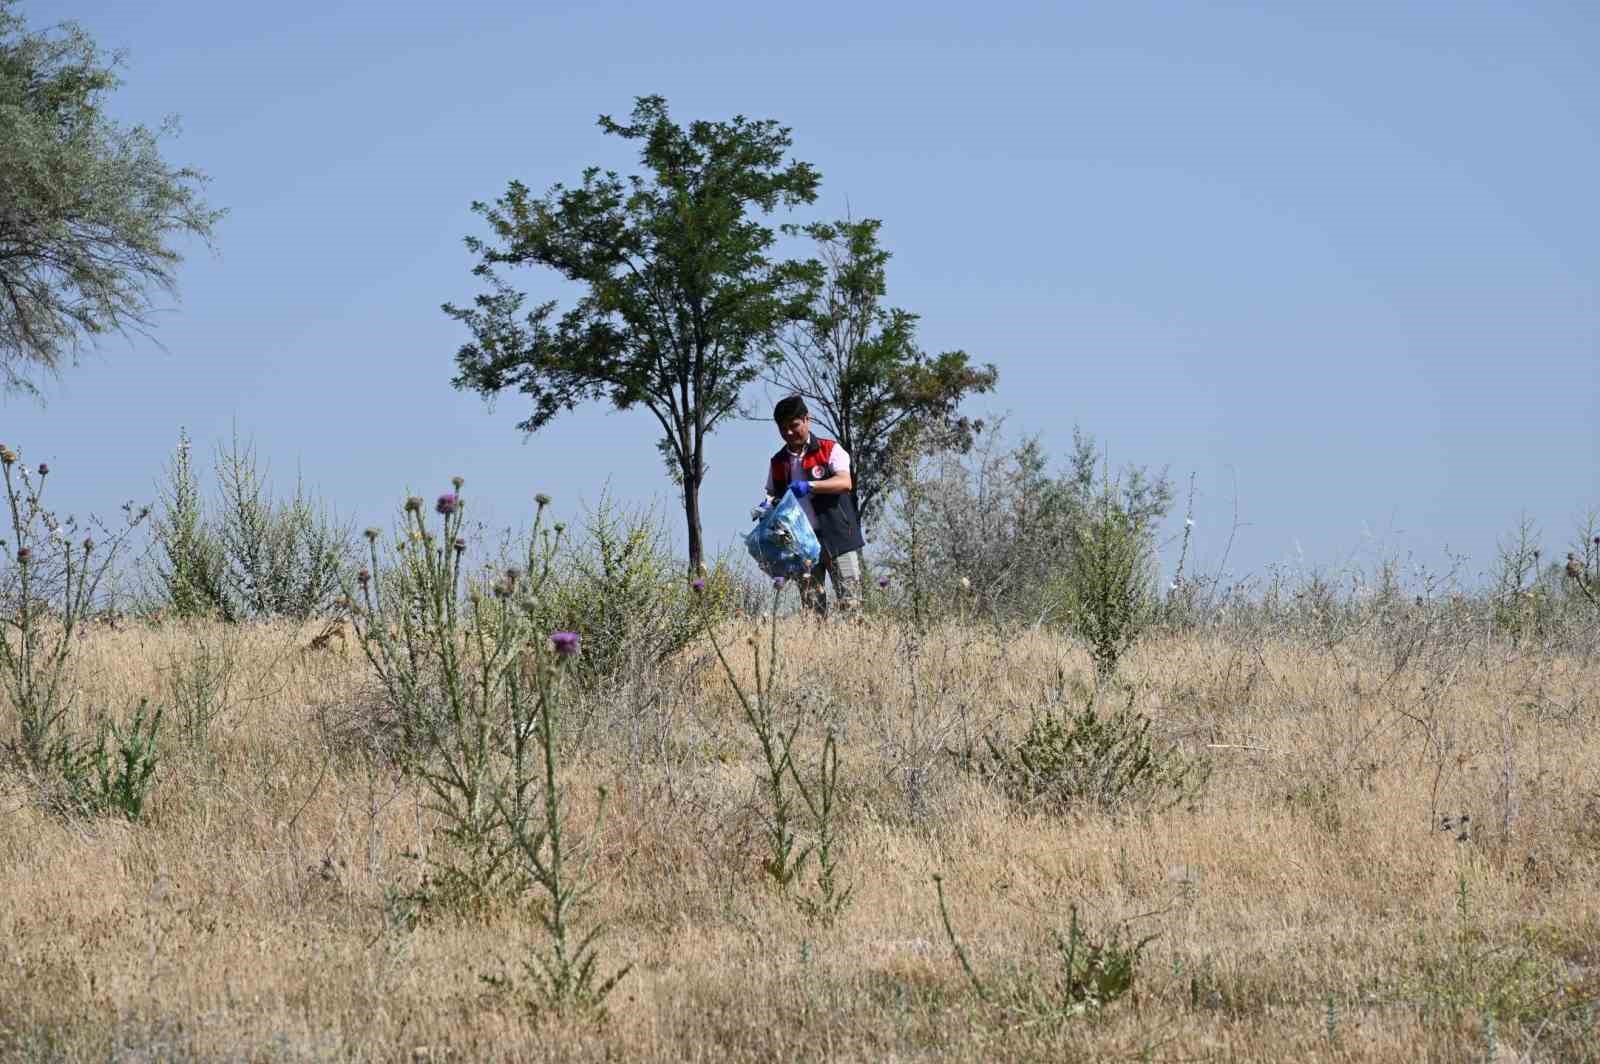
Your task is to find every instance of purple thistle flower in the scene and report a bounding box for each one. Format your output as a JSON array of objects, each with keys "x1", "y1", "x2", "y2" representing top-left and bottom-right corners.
[
  {"x1": 691, "y1": 578, "x2": 706, "y2": 593},
  {"x1": 773, "y1": 576, "x2": 786, "y2": 590},
  {"x1": 877, "y1": 576, "x2": 890, "y2": 590},
  {"x1": 551, "y1": 630, "x2": 581, "y2": 657},
  {"x1": 436, "y1": 493, "x2": 459, "y2": 516},
  {"x1": 37, "y1": 463, "x2": 48, "y2": 476},
  {"x1": 358, "y1": 567, "x2": 371, "y2": 587},
  {"x1": 16, "y1": 547, "x2": 31, "y2": 564},
  {"x1": 82, "y1": 537, "x2": 94, "y2": 553},
  {"x1": 453, "y1": 536, "x2": 466, "y2": 553}
]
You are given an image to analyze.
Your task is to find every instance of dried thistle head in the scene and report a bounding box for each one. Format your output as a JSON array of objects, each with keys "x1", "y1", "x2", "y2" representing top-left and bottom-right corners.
[{"x1": 404, "y1": 496, "x2": 423, "y2": 514}]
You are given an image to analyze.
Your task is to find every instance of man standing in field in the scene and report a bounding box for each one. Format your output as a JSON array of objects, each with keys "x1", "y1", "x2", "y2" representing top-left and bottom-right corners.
[{"x1": 765, "y1": 395, "x2": 865, "y2": 616}]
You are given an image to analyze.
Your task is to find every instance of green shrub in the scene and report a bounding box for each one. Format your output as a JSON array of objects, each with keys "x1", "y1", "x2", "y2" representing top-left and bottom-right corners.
[
  {"x1": 214, "y1": 433, "x2": 352, "y2": 621},
  {"x1": 531, "y1": 494, "x2": 737, "y2": 684},
  {"x1": 150, "y1": 428, "x2": 227, "y2": 619},
  {"x1": 1054, "y1": 468, "x2": 1163, "y2": 677},
  {"x1": 81, "y1": 699, "x2": 164, "y2": 822},
  {"x1": 936, "y1": 877, "x2": 1155, "y2": 1022},
  {"x1": 979, "y1": 686, "x2": 1206, "y2": 816},
  {"x1": 149, "y1": 430, "x2": 353, "y2": 621},
  {"x1": 880, "y1": 425, "x2": 1170, "y2": 636}
]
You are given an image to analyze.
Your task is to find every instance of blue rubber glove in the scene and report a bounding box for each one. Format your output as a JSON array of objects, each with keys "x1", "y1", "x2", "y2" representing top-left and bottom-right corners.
[{"x1": 789, "y1": 479, "x2": 812, "y2": 499}]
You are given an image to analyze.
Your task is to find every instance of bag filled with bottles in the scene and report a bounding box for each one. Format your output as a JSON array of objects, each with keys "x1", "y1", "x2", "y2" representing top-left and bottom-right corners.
[{"x1": 743, "y1": 493, "x2": 822, "y2": 578}]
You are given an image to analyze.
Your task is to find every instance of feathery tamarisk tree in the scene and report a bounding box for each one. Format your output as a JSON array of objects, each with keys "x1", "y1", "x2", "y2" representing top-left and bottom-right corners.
[
  {"x1": 0, "y1": 2, "x2": 221, "y2": 394},
  {"x1": 446, "y1": 96, "x2": 819, "y2": 573}
]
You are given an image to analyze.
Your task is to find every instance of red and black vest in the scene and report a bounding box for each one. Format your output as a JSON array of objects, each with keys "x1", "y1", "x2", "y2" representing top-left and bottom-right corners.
[{"x1": 769, "y1": 436, "x2": 866, "y2": 558}]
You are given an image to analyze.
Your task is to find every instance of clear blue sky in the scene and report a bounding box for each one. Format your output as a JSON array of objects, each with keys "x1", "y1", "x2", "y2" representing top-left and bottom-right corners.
[{"x1": 7, "y1": 0, "x2": 1598, "y2": 586}]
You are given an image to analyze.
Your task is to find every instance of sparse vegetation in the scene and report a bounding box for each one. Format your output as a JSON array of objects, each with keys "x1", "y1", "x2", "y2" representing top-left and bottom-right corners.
[
  {"x1": 1, "y1": 498, "x2": 1595, "y2": 1059},
  {"x1": 2, "y1": 437, "x2": 1598, "y2": 1059}
]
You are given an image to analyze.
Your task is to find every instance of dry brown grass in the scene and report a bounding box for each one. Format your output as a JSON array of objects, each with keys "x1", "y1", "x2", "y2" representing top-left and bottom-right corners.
[{"x1": 2, "y1": 616, "x2": 1598, "y2": 1062}]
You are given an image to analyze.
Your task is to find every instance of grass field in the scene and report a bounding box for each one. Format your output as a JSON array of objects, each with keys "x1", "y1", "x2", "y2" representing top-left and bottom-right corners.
[{"x1": 2, "y1": 613, "x2": 1597, "y2": 1061}]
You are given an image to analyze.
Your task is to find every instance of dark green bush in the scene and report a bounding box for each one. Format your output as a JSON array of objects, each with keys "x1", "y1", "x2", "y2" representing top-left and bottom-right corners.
[{"x1": 979, "y1": 688, "x2": 1206, "y2": 815}]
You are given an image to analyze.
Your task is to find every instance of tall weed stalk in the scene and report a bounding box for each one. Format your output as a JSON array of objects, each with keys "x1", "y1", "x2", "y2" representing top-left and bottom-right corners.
[{"x1": 697, "y1": 579, "x2": 852, "y2": 923}]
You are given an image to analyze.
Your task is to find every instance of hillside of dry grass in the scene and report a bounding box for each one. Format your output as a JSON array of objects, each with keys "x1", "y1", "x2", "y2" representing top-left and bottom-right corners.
[{"x1": 2, "y1": 615, "x2": 1598, "y2": 1061}]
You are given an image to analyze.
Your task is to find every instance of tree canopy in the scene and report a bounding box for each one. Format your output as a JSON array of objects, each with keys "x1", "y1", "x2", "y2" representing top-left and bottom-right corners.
[
  {"x1": 0, "y1": 1, "x2": 221, "y2": 394},
  {"x1": 766, "y1": 218, "x2": 997, "y2": 527},
  {"x1": 446, "y1": 95, "x2": 819, "y2": 571}
]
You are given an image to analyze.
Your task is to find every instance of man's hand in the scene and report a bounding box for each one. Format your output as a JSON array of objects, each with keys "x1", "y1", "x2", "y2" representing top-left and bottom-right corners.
[{"x1": 789, "y1": 479, "x2": 812, "y2": 499}]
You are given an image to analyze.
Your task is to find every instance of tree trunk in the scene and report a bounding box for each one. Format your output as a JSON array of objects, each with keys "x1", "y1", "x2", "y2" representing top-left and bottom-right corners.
[{"x1": 683, "y1": 473, "x2": 704, "y2": 576}]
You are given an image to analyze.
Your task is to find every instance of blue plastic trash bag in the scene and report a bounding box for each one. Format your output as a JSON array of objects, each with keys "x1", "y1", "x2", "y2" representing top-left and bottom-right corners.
[{"x1": 743, "y1": 492, "x2": 821, "y2": 578}]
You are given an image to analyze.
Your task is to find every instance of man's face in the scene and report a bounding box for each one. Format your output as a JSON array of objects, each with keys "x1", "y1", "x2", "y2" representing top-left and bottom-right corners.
[{"x1": 778, "y1": 415, "x2": 810, "y2": 451}]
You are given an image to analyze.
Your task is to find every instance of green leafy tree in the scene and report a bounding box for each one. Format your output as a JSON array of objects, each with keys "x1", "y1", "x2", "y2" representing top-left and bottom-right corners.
[
  {"x1": 447, "y1": 96, "x2": 820, "y2": 572},
  {"x1": 767, "y1": 218, "x2": 997, "y2": 528},
  {"x1": 0, "y1": 2, "x2": 221, "y2": 393}
]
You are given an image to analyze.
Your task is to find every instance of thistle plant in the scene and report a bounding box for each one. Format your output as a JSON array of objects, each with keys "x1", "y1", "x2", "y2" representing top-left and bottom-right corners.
[
  {"x1": 789, "y1": 726, "x2": 853, "y2": 924},
  {"x1": 695, "y1": 578, "x2": 852, "y2": 922},
  {"x1": 488, "y1": 638, "x2": 632, "y2": 1016},
  {"x1": 86, "y1": 698, "x2": 164, "y2": 822},
  {"x1": 935, "y1": 876, "x2": 1155, "y2": 1024},
  {"x1": 0, "y1": 443, "x2": 150, "y2": 810},
  {"x1": 352, "y1": 485, "x2": 560, "y2": 910},
  {"x1": 351, "y1": 483, "x2": 628, "y2": 1012}
]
